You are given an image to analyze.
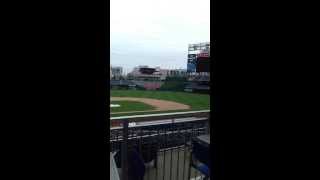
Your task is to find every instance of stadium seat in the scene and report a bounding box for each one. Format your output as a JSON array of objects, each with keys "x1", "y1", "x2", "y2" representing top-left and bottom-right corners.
[
  {"x1": 132, "y1": 138, "x2": 158, "y2": 167},
  {"x1": 191, "y1": 139, "x2": 211, "y2": 179},
  {"x1": 114, "y1": 149, "x2": 145, "y2": 180}
]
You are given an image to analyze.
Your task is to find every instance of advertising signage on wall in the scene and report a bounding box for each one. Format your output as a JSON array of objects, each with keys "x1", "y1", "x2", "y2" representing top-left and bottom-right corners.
[
  {"x1": 188, "y1": 54, "x2": 197, "y2": 63},
  {"x1": 187, "y1": 54, "x2": 197, "y2": 72},
  {"x1": 187, "y1": 63, "x2": 196, "y2": 72},
  {"x1": 197, "y1": 53, "x2": 209, "y2": 58}
]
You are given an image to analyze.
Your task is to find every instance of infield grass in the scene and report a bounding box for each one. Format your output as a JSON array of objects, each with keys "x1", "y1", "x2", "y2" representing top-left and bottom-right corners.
[{"x1": 110, "y1": 101, "x2": 155, "y2": 113}]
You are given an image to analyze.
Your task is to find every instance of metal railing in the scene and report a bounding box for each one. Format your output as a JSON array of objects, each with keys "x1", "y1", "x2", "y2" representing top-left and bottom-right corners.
[{"x1": 108, "y1": 110, "x2": 210, "y2": 180}]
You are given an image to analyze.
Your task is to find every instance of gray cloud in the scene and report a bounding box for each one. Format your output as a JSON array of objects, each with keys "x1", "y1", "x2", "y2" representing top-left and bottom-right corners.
[{"x1": 110, "y1": 0, "x2": 210, "y2": 72}]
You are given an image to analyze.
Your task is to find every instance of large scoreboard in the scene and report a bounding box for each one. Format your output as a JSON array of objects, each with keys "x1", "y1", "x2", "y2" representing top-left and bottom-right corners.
[
  {"x1": 196, "y1": 56, "x2": 210, "y2": 72},
  {"x1": 187, "y1": 42, "x2": 210, "y2": 73}
]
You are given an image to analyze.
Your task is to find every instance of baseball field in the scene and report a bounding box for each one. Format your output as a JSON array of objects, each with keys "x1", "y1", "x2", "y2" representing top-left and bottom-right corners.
[{"x1": 110, "y1": 90, "x2": 210, "y2": 117}]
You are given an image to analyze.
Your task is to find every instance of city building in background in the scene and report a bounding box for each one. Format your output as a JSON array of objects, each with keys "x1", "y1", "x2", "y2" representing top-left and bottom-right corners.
[
  {"x1": 110, "y1": 66, "x2": 112, "y2": 80},
  {"x1": 110, "y1": 66, "x2": 123, "y2": 80}
]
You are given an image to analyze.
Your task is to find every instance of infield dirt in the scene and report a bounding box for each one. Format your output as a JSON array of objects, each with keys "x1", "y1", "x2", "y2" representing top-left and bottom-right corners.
[{"x1": 110, "y1": 97, "x2": 190, "y2": 114}]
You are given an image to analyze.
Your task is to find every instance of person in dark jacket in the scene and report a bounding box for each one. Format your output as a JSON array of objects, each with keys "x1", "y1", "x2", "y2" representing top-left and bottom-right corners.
[{"x1": 114, "y1": 149, "x2": 145, "y2": 180}]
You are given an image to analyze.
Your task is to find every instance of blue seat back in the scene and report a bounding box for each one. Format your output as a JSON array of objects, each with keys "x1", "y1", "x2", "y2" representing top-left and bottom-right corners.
[
  {"x1": 192, "y1": 139, "x2": 210, "y2": 168},
  {"x1": 114, "y1": 149, "x2": 145, "y2": 180}
]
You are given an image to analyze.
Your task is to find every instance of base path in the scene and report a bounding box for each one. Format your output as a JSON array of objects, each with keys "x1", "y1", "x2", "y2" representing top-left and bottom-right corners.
[{"x1": 110, "y1": 97, "x2": 190, "y2": 114}]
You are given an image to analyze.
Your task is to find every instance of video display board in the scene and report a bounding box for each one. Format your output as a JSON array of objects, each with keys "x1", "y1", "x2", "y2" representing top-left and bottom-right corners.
[{"x1": 196, "y1": 56, "x2": 210, "y2": 72}]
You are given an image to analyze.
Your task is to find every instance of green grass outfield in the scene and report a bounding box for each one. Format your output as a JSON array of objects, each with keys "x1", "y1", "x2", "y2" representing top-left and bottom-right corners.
[
  {"x1": 110, "y1": 101, "x2": 155, "y2": 113},
  {"x1": 110, "y1": 90, "x2": 210, "y2": 117}
]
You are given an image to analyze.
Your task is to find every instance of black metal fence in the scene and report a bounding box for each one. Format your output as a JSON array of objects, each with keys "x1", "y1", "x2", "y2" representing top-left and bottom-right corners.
[{"x1": 108, "y1": 110, "x2": 210, "y2": 180}]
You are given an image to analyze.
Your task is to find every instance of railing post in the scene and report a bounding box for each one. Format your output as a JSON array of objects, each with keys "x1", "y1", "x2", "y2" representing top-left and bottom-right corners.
[
  {"x1": 121, "y1": 120, "x2": 129, "y2": 180},
  {"x1": 109, "y1": 111, "x2": 210, "y2": 180}
]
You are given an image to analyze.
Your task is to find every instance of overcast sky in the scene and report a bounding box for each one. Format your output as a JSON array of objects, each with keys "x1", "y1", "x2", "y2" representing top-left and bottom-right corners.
[{"x1": 110, "y1": 0, "x2": 210, "y2": 73}]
